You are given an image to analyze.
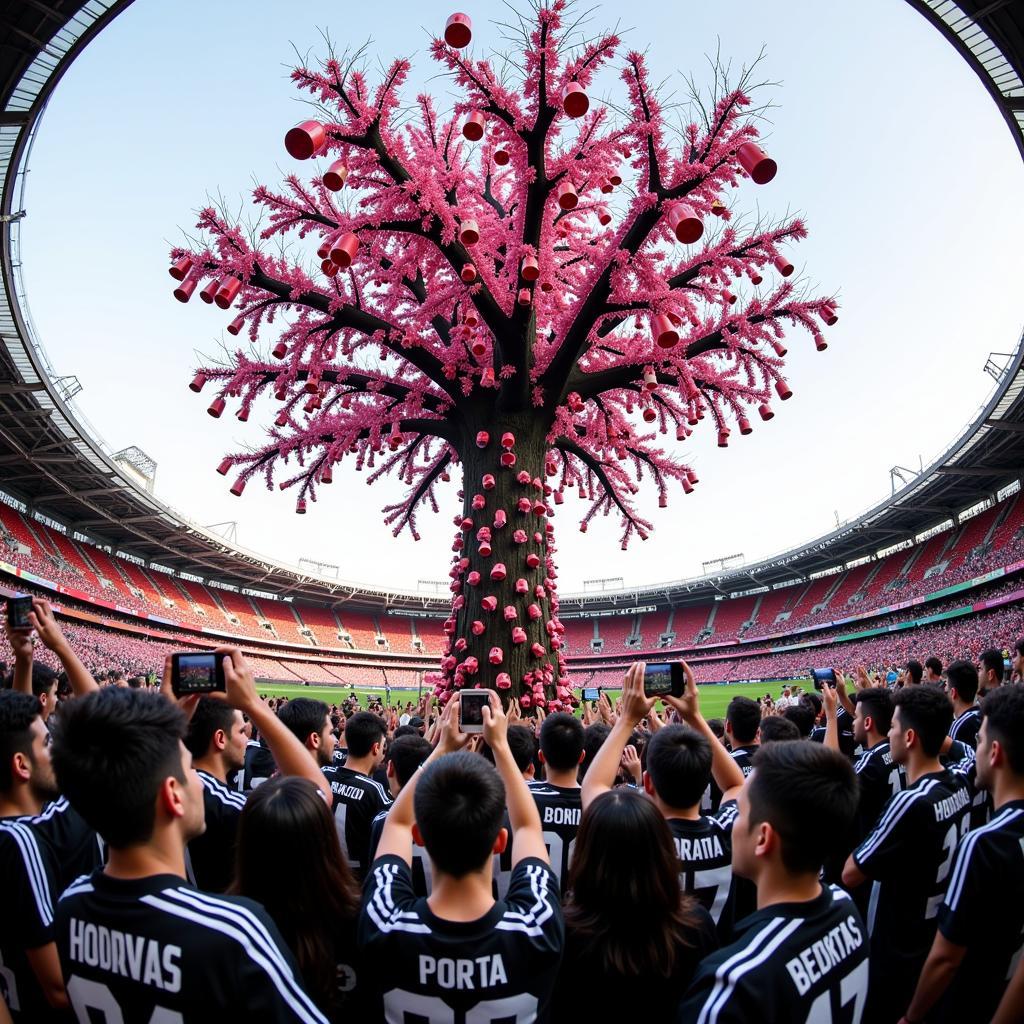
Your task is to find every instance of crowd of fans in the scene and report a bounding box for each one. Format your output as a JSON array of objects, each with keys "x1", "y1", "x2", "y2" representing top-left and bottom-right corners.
[{"x1": 2, "y1": 591, "x2": 1024, "y2": 1022}]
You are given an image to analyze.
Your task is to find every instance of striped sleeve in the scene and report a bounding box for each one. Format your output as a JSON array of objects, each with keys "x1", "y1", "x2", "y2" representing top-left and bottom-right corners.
[
  {"x1": 496, "y1": 858, "x2": 563, "y2": 951},
  {"x1": 0, "y1": 821, "x2": 55, "y2": 945},
  {"x1": 140, "y1": 887, "x2": 329, "y2": 1023},
  {"x1": 854, "y1": 783, "x2": 933, "y2": 874}
]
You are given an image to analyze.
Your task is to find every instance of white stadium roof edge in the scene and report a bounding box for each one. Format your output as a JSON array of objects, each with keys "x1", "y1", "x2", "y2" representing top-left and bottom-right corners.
[{"x1": 0, "y1": 0, "x2": 1022, "y2": 615}]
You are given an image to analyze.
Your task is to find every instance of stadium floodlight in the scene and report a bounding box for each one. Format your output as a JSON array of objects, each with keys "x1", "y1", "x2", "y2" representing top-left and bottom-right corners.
[{"x1": 171, "y1": 5, "x2": 837, "y2": 703}]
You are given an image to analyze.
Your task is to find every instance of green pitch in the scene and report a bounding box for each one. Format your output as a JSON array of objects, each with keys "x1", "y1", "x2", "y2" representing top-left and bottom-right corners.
[{"x1": 255, "y1": 680, "x2": 793, "y2": 721}]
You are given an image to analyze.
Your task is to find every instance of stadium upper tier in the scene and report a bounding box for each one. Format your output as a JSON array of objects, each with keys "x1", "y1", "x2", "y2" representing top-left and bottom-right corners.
[{"x1": 1, "y1": 0, "x2": 1023, "y2": 613}]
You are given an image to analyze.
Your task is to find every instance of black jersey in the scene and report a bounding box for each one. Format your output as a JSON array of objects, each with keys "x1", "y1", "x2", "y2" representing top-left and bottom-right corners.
[
  {"x1": 931, "y1": 799, "x2": 1024, "y2": 1023},
  {"x1": 359, "y1": 854, "x2": 563, "y2": 1023},
  {"x1": 55, "y1": 870, "x2": 328, "y2": 1023},
  {"x1": 322, "y1": 764, "x2": 392, "y2": 878},
  {"x1": 852, "y1": 768, "x2": 972, "y2": 1021},
  {"x1": 679, "y1": 885, "x2": 868, "y2": 1024},
  {"x1": 851, "y1": 740, "x2": 906, "y2": 844},
  {"x1": 948, "y1": 706, "x2": 981, "y2": 749},
  {"x1": 367, "y1": 809, "x2": 433, "y2": 896},
  {"x1": 667, "y1": 805, "x2": 736, "y2": 930},
  {"x1": 835, "y1": 705, "x2": 855, "y2": 757},
  {"x1": 188, "y1": 770, "x2": 247, "y2": 893},
  {"x1": 729, "y1": 746, "x2": 757, "y2": 777},
  {"x1": 527, "y1": 782, "x2": 581, "y2": 895},
  {"x1": 245, "y1": 737, "x2": 276, "y2": 789}
]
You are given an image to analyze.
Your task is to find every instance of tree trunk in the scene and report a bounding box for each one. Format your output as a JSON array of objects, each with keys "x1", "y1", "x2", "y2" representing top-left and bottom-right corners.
[{"x1": 439, "y1": 411, "x2": 567, "y2": 707}]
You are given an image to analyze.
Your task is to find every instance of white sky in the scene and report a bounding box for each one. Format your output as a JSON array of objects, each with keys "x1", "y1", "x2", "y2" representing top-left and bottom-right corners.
[{"x1": 18, "y1": 0, "x2": 1024, "y2": 593}]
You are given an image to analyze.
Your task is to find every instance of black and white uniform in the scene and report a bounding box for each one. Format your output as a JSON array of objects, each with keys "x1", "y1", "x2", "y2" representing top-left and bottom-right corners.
[
  {"x1": 679, "y1": 885, "x2": 868, "y2": 1023},
  {"x1": 729, "y1": 747, "x2": 757, "y2": 777},
  {"x1": 667, "y1": 803, "x2": 737, "y2": 934},
  {"x1": 359, "y1": 854, "x2": 563, "y2": 1023},
  {"x1": 0, "y1": 799, "x2": 102, "y2": 1022},
  {"x1": 322, "y1": 764, "x2": 392, "y2": 879},
  {"x1": 188, "y1": 770, "x2": 247, "y2": 893},
  {"x1": 245, "y1": 737, "x2": 276, "y2": 790},
  {"x1": 367, "y1": 808, "x2": 433, "y2": 896},
  {"x1": 852, "y1": 767, "x2": 972, "y2": 1021},
  {"x1": 527, "y1": 782, "x2": 581, "y2": 896},
  {"x1": 948, "y1": 706, "x2": 981, "y2": 750},
  {"x1": 851, "y1": 740, "x2": 906, "y2": 845},
  {"x1": 930, "y1": 799, "x2": 1024, "y2": 1023},
  {"x1": 55, "y1": 870, "x2": 327, "y2": 1022}
]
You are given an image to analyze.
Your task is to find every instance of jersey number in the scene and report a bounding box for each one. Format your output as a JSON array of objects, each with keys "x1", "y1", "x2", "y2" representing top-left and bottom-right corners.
[
  {"x1": 927, "y1": 816, "x2": 971, "y2": 918},
  {"x1": 804, "y1": 959, "x2": 868, "y2": 1024},
  {"x1": 886, "y1": 768, "x2": 902, "y2": 797},
  {"x1": 692, "y1": 865, "x2": 731, "y2": 925},
  {"x1": 383, "y1": 989, "x2": 538, "y2": 1023},
  {"x1": 67, "y1": 976, "x2": 183, "y2": 1024},
  {"x1": 542, "y1": 831, "x2": 576, "y2": 886}
]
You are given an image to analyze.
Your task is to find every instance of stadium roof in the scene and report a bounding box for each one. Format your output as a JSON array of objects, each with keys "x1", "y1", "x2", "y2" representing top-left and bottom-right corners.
[{"x1": 0, "y1": 0, "x2": 1022, "y2": 611}]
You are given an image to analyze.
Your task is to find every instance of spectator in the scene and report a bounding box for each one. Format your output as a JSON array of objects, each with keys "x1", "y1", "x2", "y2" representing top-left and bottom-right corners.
[
  {"x1": 1013, "y1": 638, "x2": 1024, "y2": 683},
  {"x1": 782, "y1": 701, "x2": 815, "y2": 739},
  {"x1": 946, "y1": 660, "x2": 980, "y2": 750},
  {"x1": 924, "y1": 657, "x2": 943, "y2": 684},
  {"x1": 233, "y1": 777, "x2": 363, "y2": 1022},
  {"x1": 322, "y1": 711, "x2": 390, "y2": 879},
  {"x1": 979, "y1": 647, "x2": 1005, "y2": 695},
  {"x1": 505, "y1": 724, "x2": 538, "y2": 781},
  {"x1": 680, "y1": 742, "x2": 866, "y2": 1019},
  {"x1": 906, "y1": 659, "x2": 924, "y2": 686},
  {"x1": 902, "y1": 685, "x2": 1024, "y2": 1023},
  {"x1": 842, "y1": 686, "x2": 972, "y2": 1021},
  {"x1": 360, "y1": 692, "x2": 562, "y2": 1020},
  {"x1": 724, "y1": 696, "x2": 760, "y2": 774},
  {"x1": 50, "y1": 687, "x2": 327, "y2": 1022},
  {"x1": 758, "y1": 716, "x2": 800, "y2": 743}
]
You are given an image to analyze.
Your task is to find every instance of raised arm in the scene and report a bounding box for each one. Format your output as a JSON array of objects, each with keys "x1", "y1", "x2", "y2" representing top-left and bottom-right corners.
[
  {"x1": 4, "y1": 618, "x2": 32, "y2": 696},
  {"x1": 482, "y1": 690, "x2": 547, "y2": 867},
  {"x1": 29, "y1": 599, "x2": 98, "y2": 696},
  {"x1": 665, "y1": 661, "x2": 745, "y2": 801},
  {"x1": 217, "y1": 647, "x2": 332, "y2": 802},
  {"x1": 823, "y1": 678, "x2": 840, "y2": 753},
  {"x1": 581, "y1": 663, "x2": 654, "y2": 810}
]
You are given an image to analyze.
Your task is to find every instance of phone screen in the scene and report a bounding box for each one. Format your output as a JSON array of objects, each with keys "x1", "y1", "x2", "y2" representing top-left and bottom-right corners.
[
  {"x1": 582, "y1": 687, "x2": 599, "y2": 702},
  {"x1": 172, "y1": 653, "x2": 224, "y2": 695},
  {"x1": 460, "y1": 692, "x2": 489, "y2": 731},
  {"x1": 6, "y1": 596, "x2": 32, "y2": 630},
  {"x1": 644, "y1": 663, "x2": 680, "y2": 698}
]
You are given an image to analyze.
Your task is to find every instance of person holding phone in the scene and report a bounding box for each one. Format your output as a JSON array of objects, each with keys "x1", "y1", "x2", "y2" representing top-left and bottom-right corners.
[
  {"x1": 360, "y1": 692, "x2": 563, "y2": 1022},
  {"x1": 180, "y1": 648, "x2": 331, "y2": 893}
]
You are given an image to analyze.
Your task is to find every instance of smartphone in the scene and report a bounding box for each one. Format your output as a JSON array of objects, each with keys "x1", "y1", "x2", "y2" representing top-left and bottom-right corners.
[
  {"x1": 171, "y1": 652, "x2": 226, "y2": 697},
  {"x1": 582, "y1": 686, "x2": 600, "y2": 702},
  {"x1": 459, "y1": 690, "x2": 490, "y2": 734},
  {"x1": 6, "y1": 595, "x2": 32, "y2": 630},
  {"x1": 810, "y1": 668, "x2": 834, "y2": 691},
  {"x1": 643, "y1": 662, "x2": 685, "y2": 699}
]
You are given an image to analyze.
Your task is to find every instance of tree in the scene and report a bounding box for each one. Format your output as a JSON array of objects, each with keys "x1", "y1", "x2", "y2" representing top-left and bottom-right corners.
[{"x1": 170, "y1": 1, "x2": 837, "y2": 707}]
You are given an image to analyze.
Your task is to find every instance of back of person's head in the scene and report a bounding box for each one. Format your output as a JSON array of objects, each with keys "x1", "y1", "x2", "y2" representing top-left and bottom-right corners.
[
  {"x1": 387, "y1": 735, "x2": 432, "y2": 788},
  {"x1": 0, "y1": 690, "x2": 42, "y2": 794},
  {"x1": 29, "y1": 663, "x2": 58, "y2": 698},
  {"x1": 801, "y1": 692, "x2": 823, "y2": 721},
  {"x1": 233, "y1": 776, "x2": 359, "y2": 1014},
  {"x1": 981, "y1": 685, "x2": 1024, "y2": 775},
  {"x1": 759, "y1": 717, "x2": 801, "y2": 743},
  {"x1": 1016, "y1": 638, "x2": 1024, "y2": 659},
  {"x1": 925, "y1": 656, "x2": 942, "y2": 678},
  {"x1": 946, "y1": 659, "x2": 979, "y2": 704},
  {"x1": 345, "y1": 711, "x2": 386, "y2": 757},
  {"x1": 414, "y1": 751, "x2": 505, "y2": 877},
  {"x1": 645, "y1": 725, "x2": 711, "y2": 809},
  {"x1": 392, "y1": 724, "x2": 420, "y2": 740},
  {"x1": 906, "y1": 660, "x2": 923, "y2": 685},
  {"x1": 506, "y1": 725, "x2": 538, "y2": 774},
  {"x1": 706, "y1": 718, "x2": 725, "y2": 740},
  {"x1": 51, "y1": 688, "x2": 187, "y2": 848},
  {"x1": 185, "y1": 697, "x2": 237, "y2": 758},
  {"x1": 746, "y1": 742, "x2": 857, "y2": 875},
  {"x1": 128, "y1": 676, "x2": 144, "y2": 689},
  {"x1": 580, "y1": 723, "x2": 610, "y2": 780},
  {"x1": 980, "y1": 647, "x2": 1005, "y2": 684},
  {"x1": 565, "y1": 787, "x2": 700, "y2": 978},
  {"x1": 854, "y1": 689, "x2": 894, "y2": 735},
  {"x1": 893, "y1": 685, "x2": 953, "y2": 757},
  {"x1": 538, "y1": 712, "x2": 584, "y2": 773},
  {"x1": 783, "y1": 702, "x2": 814, "y2": 738},
  {"x1": 277, "y1": 697, "x2": 328, "y2": 746},
  {"x1": 727, "y1": 696, "x2": 761, "y2": 745}
]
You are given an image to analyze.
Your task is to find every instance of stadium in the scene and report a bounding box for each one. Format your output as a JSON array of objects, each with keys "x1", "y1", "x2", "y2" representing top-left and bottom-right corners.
[
  {"x1": 2, "y1": 0, "x2": 1024, "y2": 1019},
  {"x1": 5, "y1": 0, "x2": 1024, "y2": 701}
]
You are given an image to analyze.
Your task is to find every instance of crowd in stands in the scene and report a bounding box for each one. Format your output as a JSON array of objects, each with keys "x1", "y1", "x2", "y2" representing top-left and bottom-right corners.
[{"x1": 3, "y1": 590, "x2": 1024, "y2": 1022}]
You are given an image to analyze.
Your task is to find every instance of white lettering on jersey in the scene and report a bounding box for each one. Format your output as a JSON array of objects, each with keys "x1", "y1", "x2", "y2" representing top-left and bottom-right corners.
[
  {"x1": 932, "y1": 787, "x2": 970, "y2": 822},
  {"x1": 783, "y1": 915, "x2": 864, "y2": 996},
  {"x1": 418, "y1": 954, "x2": 508, "y2": 990},
  {"x1": 68, "y1": 918, "x2": 182, "y2": 993},
  {"x1": 673, "y1": 834, "x2": 725, "y2": 861},
  {"x1": 541, "y1": 805, "x2": 581, "y2": 826},
  {"x1": 330, "y1": 783, "x2": 366, "y2": 801}
]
